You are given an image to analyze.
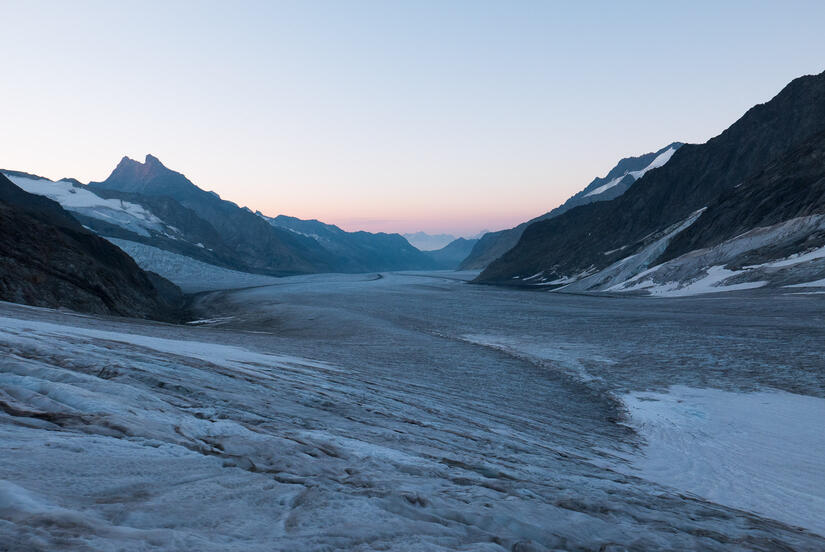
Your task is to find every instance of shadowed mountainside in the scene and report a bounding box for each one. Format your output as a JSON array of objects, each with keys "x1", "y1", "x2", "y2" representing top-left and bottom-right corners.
[
  {"x1": 478, "y1": 71, "x2": 825, "y2": 287},
  {"x1": 424, "y1": 237, "x2": 479, "y2": 269},
  {"x1": 0, "y1": 173, "x2": 183, "y2": 320},
  {"x1": 262, "y1": 214, "x2": 438, "y2": 272}
]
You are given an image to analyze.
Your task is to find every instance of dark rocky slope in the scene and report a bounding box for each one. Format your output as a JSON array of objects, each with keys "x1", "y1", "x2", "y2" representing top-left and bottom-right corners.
[
  {"x1": 663, "y1": 129, "x2": 825, "y2": 266},
  {"x1": 478, "y1": 70, "x2": 825, "y2": 285},
  {"x1": 0, "y1": 174, "x2": 183, "y2": 320},
  {"x1": 459, "y1": 230, "x2": 523, "y2": 272}
]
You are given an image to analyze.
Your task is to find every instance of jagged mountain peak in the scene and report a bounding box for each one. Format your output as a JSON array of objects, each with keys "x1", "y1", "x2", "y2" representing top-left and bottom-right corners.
[
  {"x1": 112, "y1": 154, "x2": 171, "y2": 178},
  {"x1": 144, "y1": 153, "x2": 164, "y2": 166},
  {"x1": 92, "y1": 154, "x2": 197, "y2": 199},
  {"x1": 116, "y1": 153, "x2": 165, "y2": 166}
]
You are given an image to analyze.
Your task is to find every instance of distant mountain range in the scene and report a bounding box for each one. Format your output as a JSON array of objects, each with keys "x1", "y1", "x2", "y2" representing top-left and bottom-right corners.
[
  {"x1": 4, "y1": 70, "x2": 825, "y2": 307},
  {"x1": 0, "y1": 172, "x2": 182, "y2": 319},
  {"x1": 3, "y1": 156, "x2": 453, "y2": 290},
  {"x1": 403, "y1": 231, "x2": 458, "y2": 251},
  {"x1": 460, "y1": 143, "x2": 683, "y2": 270},
  {"x1": 476, "y1": 70, "x2": 825, "y2": 295},
  {"x1": 259, "y1": 213, "x2": 438, "y2": 272}
]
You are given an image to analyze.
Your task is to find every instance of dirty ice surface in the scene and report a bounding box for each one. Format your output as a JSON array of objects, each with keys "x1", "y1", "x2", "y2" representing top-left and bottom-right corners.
[{"x1": 2, "y1": 271, "x2": 825, "y2": 551}]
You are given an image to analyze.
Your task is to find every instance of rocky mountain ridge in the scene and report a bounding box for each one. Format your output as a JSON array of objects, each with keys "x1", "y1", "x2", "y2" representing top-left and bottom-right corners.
[
  {"x1": 477, "y1": 70, "x2": 825, "y2": 296},
  {"x1": 3, "y1": 156, "x2": 445, "y2": 288},
  {"x1": 460, "y1": 143, "x2": 682, "y2": 270}
]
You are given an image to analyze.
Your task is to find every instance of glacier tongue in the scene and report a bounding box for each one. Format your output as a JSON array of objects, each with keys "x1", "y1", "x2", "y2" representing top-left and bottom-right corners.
[{"x1": 106, "y1": 238, "x2": 281, "y2": 292}]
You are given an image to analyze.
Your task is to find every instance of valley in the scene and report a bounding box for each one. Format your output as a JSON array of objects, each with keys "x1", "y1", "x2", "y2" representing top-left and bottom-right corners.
[{"x1": 1, "y1": 22, "x2": 825, "y2": 551}]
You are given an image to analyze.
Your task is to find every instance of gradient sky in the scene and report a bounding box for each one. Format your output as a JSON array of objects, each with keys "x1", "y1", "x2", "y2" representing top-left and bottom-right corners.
[{"x1": 2, "y1": 1, "x2": 824, "y2": 235}]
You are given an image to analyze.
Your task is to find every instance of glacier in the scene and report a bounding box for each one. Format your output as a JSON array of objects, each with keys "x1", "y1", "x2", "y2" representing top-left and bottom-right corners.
[{"x1": 1, "y1": 272, "x2": 824, "y2": 550}]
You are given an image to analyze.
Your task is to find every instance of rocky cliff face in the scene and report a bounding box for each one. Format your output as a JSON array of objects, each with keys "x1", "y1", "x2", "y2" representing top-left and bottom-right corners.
[{"x1": 0, "y1": 174, "x2": 184, "y2": 320}]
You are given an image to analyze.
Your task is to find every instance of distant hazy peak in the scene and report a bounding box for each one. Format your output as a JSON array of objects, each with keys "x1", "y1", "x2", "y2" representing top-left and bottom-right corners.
[{"x1": 403, "y1": 231, "x2": 458, "y2": 251}]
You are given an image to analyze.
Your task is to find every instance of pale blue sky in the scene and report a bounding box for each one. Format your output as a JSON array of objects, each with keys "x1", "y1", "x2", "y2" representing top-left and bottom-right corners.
[{"x1": 2, "y1": 0, "x2": 824, "y2": 234}]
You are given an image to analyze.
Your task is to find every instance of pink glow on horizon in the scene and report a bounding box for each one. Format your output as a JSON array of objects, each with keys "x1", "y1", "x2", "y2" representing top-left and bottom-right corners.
[
  {"x1": 3, "y1": 2, "x2": 823, "y2": 243},
  {"x1": 249, "y1": 204, "x2": 549, "y2": 236},
  {"x1": 303, "y1": 213, "x2": 531, "y2": 236}
]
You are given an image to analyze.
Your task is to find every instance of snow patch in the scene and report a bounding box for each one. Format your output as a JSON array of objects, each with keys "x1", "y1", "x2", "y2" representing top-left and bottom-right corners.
[
  {"x1": 619, "y1": 386, "x2": 825, "y2": 536},
  {"x1": 584, "y1": 175, "x2": 627, "y2": 198},
  {"x1": 607, "y1": 215, "x2": 825, "y2": 296},
  {"x1": 627, "y1": 146, "x2": 676, "y2": 180},
  {"x1": 584, "y1": 147, "x2": 676, "y2": 198},
  {"x1": 562, "y1": 208, "x2": 706, "y2": 293},
  {"x1": 0, "y1": 314, "x2": 338, "y2": 374},
  {"x1": 748, "y1": 243, "x2": 825, "y2": 269},
  {"x1": 461, "y1": 334, "x2": 607, "y2": 384},
  {"x1": 617, "y1": 265, "x2": 767, "y2": 297},
  {"x1": 5, "y1": 174, "x2": 165, "y2": 237},
  {"x1": 786, "y1": 277, "x2": 825, "y2": 288}
]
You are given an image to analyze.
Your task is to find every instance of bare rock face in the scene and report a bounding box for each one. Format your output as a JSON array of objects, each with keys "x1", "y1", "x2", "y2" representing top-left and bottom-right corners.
[
  {"x1": 0, "y1": 173, "x2": 183, "y2": 320},
  {"x1": 661, "y1": 129, "x2": 825, "y2": 263}
]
